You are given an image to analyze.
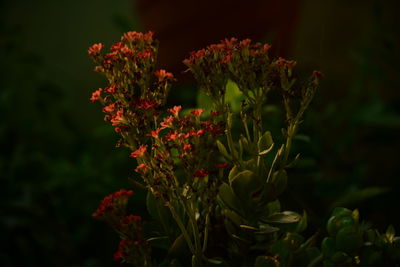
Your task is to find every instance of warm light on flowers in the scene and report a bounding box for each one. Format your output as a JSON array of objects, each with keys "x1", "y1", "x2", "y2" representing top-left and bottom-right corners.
[
  {"x1": 130, "y1": 145, "x2": 148, "y2": 158},
  {"x1": 90, "y1": 88, "x2": 102, "y2": 103}
]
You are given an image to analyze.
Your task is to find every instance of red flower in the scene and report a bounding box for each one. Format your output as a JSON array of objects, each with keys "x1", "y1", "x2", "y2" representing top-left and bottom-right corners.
[
  {"x1": 166, "y1": 130, "x2": 179, "y2": 141},
  {"x1": 105, "y1": 84, "x2": 116, "y2": 94},
  {"x1": 160, "y1": 115, "x2": 174, "y2": 129},
  {"x1": 214, "y1": 162, "x2": 230, "y2": 169},
  {"x1": 168, "y1": 105, "x2": 182, "y2": 117},
  {"x1": 137, "y1": 50, "x2": 153, "y2": 59},
  {"x1": 183, "y1": 143, "x2": 192, "y2": 152},
  {"x1": 263, "y1": 43, "x2": 272, "y2": 51},
  {"x1": 111, "y1": 109, "x2": 125, "y2": 126},
  {"x1": 194, "y1": 169, "x2": 209, "y2": 178},
  {"x1": 88, "y1": 43, "x2": 103, "y2": 57},
  {"x1": 136, "y1": 98, "x2": 157, "y2": 109},
  {"x1": 210, "y1": 111, "x2": 222, "y2": 117},
  {"x1": 190, "y1": 109, "x2": 205, "y2": 116},
  {"x1": 130, "y1": 145, "x2": 147, "y2": 158},
  {"x1": 275, "y1": 57, "x2": 297, "y2": 69},
  {"x1": 134, "y1": 163, "x2": 149, "y2": 173},
  {"x1": 110, "y1": 42, "x2": 123, "y2": 52},
  {"x1": 102, "y1": 103, "x2": 115, "y2": 113},
  {"x1": 121, "y1": 31, "x2": 154, "y2": 43},
  {"x1": 90, "y1": 88, "x2": 102, "y2": 103},
  {"x1": 146, "y1": 128, "x2": 161, "y2": 138},
  {"x1": 312, "y1": 70, "x2": 323, "y2": 78},
  {"x1": 113, "y1": 239, "x2": 132, "y2": 262},
  {"x1": 155, "y1": 69, "x2": 175, "y2": 82},
  {"x1": 92, "y1": 189, "x2": 134, "y2": 218}
]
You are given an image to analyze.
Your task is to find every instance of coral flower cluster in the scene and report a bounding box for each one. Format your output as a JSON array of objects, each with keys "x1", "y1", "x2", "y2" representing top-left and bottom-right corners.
[{"x1": 89, "y1": 31, "x2": 324, "y2": 266}]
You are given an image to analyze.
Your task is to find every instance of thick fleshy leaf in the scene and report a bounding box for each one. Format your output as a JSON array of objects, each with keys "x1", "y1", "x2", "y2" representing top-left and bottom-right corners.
[
  {"x1": 294, "y1": 210, "x2": 308, "y2": 233},
  {"x1": 283, "y1": 233, "x2": 305, "y2": 250},
  {"x1": 167, "y1": 234, "x2": 189, "y2": 259},
  {"x1": 263, "y1": 211, "x2": 301, "y2": 224},
  {"x1": 218, "y1": 183, "x2": 244, "y2": 214},
  {"x1": 254, "y1": 256, "x2": 279, "y2": 267},
  {"x1": 321, "y1": 237, "x2": 336, "y2": 257},
  {"x1": 146, "y1": 191, "x2": 174, "y2": 230},
  {"x1": 271, "y1": 169, "x2": 287, "y2": 196},
  {"x1": 258, "y1": 131, "x2": 273, "y2": 155},
  {"x1": 225, "y1": 79, "x2": 245, "y2": 113},
  {"x1": 230, "y1": 170, "x2": 262, "y2": 203},
  {"x1": 217, "y1": 140, "x2": 231, "y2": 160}
]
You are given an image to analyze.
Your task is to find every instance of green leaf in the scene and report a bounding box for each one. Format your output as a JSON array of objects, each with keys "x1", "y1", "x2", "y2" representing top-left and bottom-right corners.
[
  {"x1": 216, "y1": 140, "x2": 231, "y2": 160},
  {"x1": 239, "y1": 224, "x2": 279, "y2": 234},
  {"x1": 331, "y1": 251, "x2": 351, "y2": 264},
  {"x1": 225, "y1": 80, "x2": 245, "y2": 113},
  {"x1": 335, "y1": 226, "x2": 363, "y2": 252},
  {"x1": 240, "y1": 135, "x2": 252, "y2": 154},
  {"x1": 146, "y1": 191, "x2": 175, "y2": 236},
  {"x1": 331, "y1": 207, "x2": 352, "y2": 217},
  {"x1": 294, "y1": 210, "x2": 308, "y2": 233},
  {"x1": 218, "y1": 183, "x2": 244, "y2": 214},
  {"x1": 321, "y1": 237, "x2": 336, "y2": 258},
  {"x1": 263, "y1": 211, "x2": 301, "y2": 224},
  {"x1": 258, "y1": 131, "x2": 273, "y2": 155},
  {"x1": 271, "y1": 169, "x2": 288, "y2": 196},
  {"x1": 283, "y1": 233, "x2": 305, "y2": 250},
  {"x1": 167, "y1": 234, "x2": 189, "y2": 259},
  {"x1": 230, "y1": 170, "x2": 262, "y2": 203},
  {"x1": 386, "y1": 225, "x2": 395, "y2": 242},
  {"x1": 228, "y1": 165, "x2": 240, "y2": 184},
  {"x1": 254, "y1": 256, "x2": 279, "y2": 267},
  {"x1": 197, "y1": 90, "x2": 213, "y2": 111}
]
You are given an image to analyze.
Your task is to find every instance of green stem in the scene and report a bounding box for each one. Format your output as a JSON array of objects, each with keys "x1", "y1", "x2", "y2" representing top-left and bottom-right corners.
[
  {"x1": 202, "y1": 212, "x2": 210, "y2": 253},
  {"x1": 282, "y1": 122, "x2": 297, "y2": 168},
  {"x1": 185, "y1": 200, "x2": 202, "y2": 253},
  {"x1": 167, "y1": 204, "x2": 196, "y2": 254}
]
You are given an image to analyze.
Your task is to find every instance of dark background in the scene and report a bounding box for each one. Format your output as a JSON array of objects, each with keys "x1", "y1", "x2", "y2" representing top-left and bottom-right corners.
[{"x1": 1, "y1": 0, "x2": 399, "y2": 266}]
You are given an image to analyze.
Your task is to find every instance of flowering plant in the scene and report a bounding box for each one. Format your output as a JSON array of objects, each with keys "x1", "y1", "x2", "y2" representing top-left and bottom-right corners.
[{"x1": 88, "y1": 32, "x2": 399, "y2": 266}]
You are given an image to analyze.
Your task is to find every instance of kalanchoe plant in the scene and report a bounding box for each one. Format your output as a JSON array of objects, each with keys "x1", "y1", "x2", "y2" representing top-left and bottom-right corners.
[{"x1": 88, "y1": 32, "x2": 399, "y2": 267}]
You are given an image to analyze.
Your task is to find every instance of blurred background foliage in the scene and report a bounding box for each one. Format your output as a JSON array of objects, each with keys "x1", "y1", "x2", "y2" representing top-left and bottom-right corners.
[{"x1": 1, "y1": 0, "x2": 399, "y2": 266}]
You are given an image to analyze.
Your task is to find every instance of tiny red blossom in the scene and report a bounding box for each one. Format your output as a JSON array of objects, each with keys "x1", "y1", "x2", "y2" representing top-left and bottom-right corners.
[
  {"x1": 119, "y1": 215, "x2": 142, "y2": 226},
  {"x1": 102, "y1": 103, "x2": 115, "y2": 113},
  {"x1": 183, "y1": 143, "x2": 192, "y2": 152},
  {"x1": 214, "y1": 162, "x2": 230, "y2": 169},
  {"x1": 110, "y1": 42, "x2": 123, "y2": 52},
  {"x1": 88, "y1": 43, "x2": 103, "y2": 57},
  {"x1": 210, "y1": 111, "x2": 222, "y2": 117},
  {"x1": 92, "y1": 189, "x2": 134, "y2": 218},
  {"x1": 130, "y1": 145, "x2": 147, "y2": 158},
  {"x1": 168, "y1": 105, "x2": 182, "y2": 117},
  {"x1": 135, "y1": 163, "x2": 149, "y2": 173},
  {"x1": 136, "y1": 98, "x2": 157, "y2": 109},
  {"x1": 155, "y1": 69, "x2": 175, "y2": 82},
  {"x1": 90, "y1": 88, "x2": 102, "y2": 103},
  {"x1": 166, "y1": 130, "x2": 179, "y2": 141},
  {"x1": 146, "y1": 128, "x2": 161, "y2": 138},
  {"x1": 263, "y1": 43, "x2": 272, "y2": 51},
  {"x1": 105, "y1": 84, "x2": 116, "y2": 93},
  {"x1": 160, "y1": 115, "x2": 174, "y2": 129},
  {"x1": 113, "y1": 239, "x2": 132, "y2": 262},
  {"x1": 111, "y1": 109, "x2": 125, "y2": 126},
  {"x1": 190, "y1": 109, "x2": 205, "y2": 116},
  {"x1": 194, "y1": 169, "x2": 209, "y2": 178},
  {"x1": 275, "y1": 57, "x2": 297, "y2": 69},
  {"x1": 312, "y1": 70, "x2": 323, "y2": 78},
  {"x1": 137, "y1": 50, "x2": 153, "y2": 59}
]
